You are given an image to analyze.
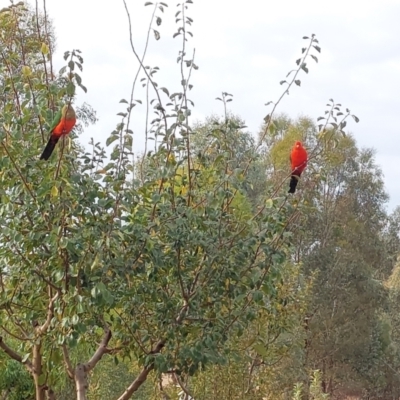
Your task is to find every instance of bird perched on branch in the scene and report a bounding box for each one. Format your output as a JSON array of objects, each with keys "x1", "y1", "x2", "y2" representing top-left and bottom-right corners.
[
  {"x1": 40, "y1": 104, "x2": 76, "y2": 160},
  {"x1": 288, "y1": 141, "x2": 308, "y2": 193}
]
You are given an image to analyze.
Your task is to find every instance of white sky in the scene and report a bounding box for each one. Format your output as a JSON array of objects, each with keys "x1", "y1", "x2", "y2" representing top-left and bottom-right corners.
[{"x1": 3, "y1": 0, "x2": 400, "y2": 210}]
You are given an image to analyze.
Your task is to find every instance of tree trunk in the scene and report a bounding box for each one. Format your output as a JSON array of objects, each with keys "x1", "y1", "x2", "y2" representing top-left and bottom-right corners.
[
  {"x1": 75, "y1": 364, "x2": 88, "y2": 400},
  {"x1": 33, "y1": 376, "x2": 46, "y2": 400},
  {"x1": 33, "y1": 343, "x2": 46, "y2": 400}
]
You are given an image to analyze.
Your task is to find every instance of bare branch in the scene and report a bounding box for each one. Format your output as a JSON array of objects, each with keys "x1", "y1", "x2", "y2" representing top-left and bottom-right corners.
[
  {"x1": 0, "y1": 336, "x2": 33, "y2": 372},
  {"x1": 105, "y1": 346, "x2": 124, "y2": 355},
  {"x1": 176, "y1": 304, "x2": 189, "y2": 324},
  {"x1": 174, "y1": 373, "x2": 193, "y2": 399},
  {"x1": 37, "y1": 292, "x2": 59, "y2": 335},
  {"x1": 151, "y1": 340, "x2": 165, "y2": 354},
  {"x1": 1, "y1": 142, "x2": 36, "y2": 201},
  {"x1": 0, "y1": 336, "x2": 23, "y2": 362},
  {"x1": 125, "y1": 1, "x2": 156, "y2": 144},
  {"x1": 0, "y1": 324, "x2": 28, "y2": 341},
  {"x1": 83, "y1": 327, "x2": 112, "y2": 372},
  {"x1": 118, "y1": 338, "x2": 166, "y2": 398},
  {"x1": 117, "y1": 366, "x2": 153, "y2": 400},
  {"x1": 5, "y1": 307, "x2": 29, "y2": 339},
  {"x1": 32, "y1": 269, "x2": 62, "y2": 292},
  {"x1": 121, "y1": 0, "x2": 168, "y2": 132}
]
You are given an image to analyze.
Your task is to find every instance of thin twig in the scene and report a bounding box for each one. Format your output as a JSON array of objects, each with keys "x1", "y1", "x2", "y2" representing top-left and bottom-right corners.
[
  {"x1": 1, "y1": 142, "x2": 36, "y2": 201},
  {"x1": 62, "y1": 344, "x2": 74, "y2": 379}
]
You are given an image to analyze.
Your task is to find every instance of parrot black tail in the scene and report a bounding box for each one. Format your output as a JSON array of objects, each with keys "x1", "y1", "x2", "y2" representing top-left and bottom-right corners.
[
  {"x1": 40, "y1": 136, "x2": 59, "y2": 161},
  {"x1": 288, "y1": 173, "x2": 300, "y2": 194}
]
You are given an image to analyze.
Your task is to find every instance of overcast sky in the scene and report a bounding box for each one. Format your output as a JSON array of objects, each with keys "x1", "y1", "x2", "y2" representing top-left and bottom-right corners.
[{"x1": 3, "y1": 0, "x2": 400, "y2": 210}]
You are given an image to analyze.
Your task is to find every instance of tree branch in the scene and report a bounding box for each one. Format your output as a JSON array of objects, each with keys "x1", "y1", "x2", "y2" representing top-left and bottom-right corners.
[
  {"x1": 1, "y1": 141, "x2": 36, "y2": 201},
  {"x1": 37, "y1": 292, "x2": 59, "y2": 335},
  {"x1": 174, "y1": 373, "x2": 193, "y2": 399},
  {"x1": 117, "y1": 366, "x2": 153, "y2": 400},
  {"x1": 0, "y1": 324, "x2": 28, "y2": 342},
  {"x1": 0, "y1": 336, "x2": 33, "y2": 372},
  {"x1": 83, "y1": 326, "x2": 112, "y2": 372},
  {"x1": 62, "y1": 344, "x2": 74, "y2": 379},
  {"x1": 32, "y1": 269, "x2": 62, "y2": 292},
  {"x1": 117, "y1": 339, "x2": 166, "y2": 399}
]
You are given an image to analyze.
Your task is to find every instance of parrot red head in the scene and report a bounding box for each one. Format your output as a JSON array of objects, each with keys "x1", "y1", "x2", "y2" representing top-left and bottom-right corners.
[{"x1": 295, "y1": 141, "x2": 302, "y2": 148}]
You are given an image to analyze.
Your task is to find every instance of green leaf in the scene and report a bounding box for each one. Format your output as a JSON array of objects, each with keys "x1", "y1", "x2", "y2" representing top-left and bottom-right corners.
[
  {"x1": 253, "y1": 343, "x2": 268, "y2": 358},
  {"x1": 21, "y1": 353, "x2": 30, "y2": 363},
  {"x1": 51, "y1": 186, "x2": 58, "y2": 197},
  {"x1": 106, "y1": 135, "x2": 119, "y2": 147},
  {"x1": 66, "y1": 81, "x2": 76, "y2": 96},
  {"x1": 95, "y1": 282, "x2": 114, "y2": 305},
  {"x1": 80, "y1": 84, "x2": 88, "y2": 93},
  {"x1": 74, "y1": 72, "x2": 82, "y2": 86},
  {"x1": 265, "y1": 199, "x2": 273, "y2": 208},
  {"x1": 60, "y1": 237, "x2": 68, "y2": 249},
  {"x1": 160, "y1": 87, "x2": 170, "y2": 96},
  {"x1": 41, "y1": 42, "x2": 49, "y2": 55}
]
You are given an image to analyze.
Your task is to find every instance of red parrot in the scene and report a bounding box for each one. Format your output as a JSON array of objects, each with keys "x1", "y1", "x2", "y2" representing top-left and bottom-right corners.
[
  {"x1": 40, "y1": 104, "x2": 76, "y2": 160},
  {"x1": 288, "y1": 141, "x2": 308, "y2": 193}
]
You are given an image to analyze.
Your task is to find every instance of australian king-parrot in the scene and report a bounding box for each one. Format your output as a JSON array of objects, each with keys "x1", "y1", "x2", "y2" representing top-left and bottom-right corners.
[
  {"x1": 40, "y1": 104, "x2": 76, "y2": 160},
  {"x1": 288, "y1": 141, "x2": 308, "y2": 194}
]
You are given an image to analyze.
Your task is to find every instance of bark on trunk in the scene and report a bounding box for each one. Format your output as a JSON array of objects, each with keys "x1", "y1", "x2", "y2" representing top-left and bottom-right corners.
[
  {"x1": 33, "y1": 377, "x2": 46, "y2": 400},
  {"x1": 33, "y1": 343, "x2": 45, "y2": 400},
  {"x1": 75, "y1": 364, "x2": 88, "y2": 400}
]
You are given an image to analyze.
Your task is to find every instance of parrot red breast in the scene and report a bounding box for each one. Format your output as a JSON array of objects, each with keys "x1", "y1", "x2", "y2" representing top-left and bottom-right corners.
[
  {"x1": 40, "y1": 104, "x2": 76, "y2": 160},
  {"x1": 288, "y1": 141, "x2": 308, "y2": 193}
]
